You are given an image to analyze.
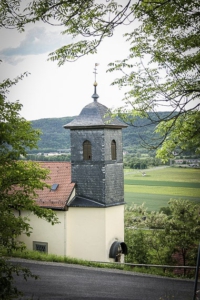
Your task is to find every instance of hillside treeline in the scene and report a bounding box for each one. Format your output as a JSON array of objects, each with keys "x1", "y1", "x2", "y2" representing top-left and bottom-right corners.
[{"x1": 30, "y1": 113, "x2": 166, "y2": 154}]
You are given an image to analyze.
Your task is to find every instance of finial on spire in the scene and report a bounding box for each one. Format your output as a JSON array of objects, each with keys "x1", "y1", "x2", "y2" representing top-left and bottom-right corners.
[
  {"x1": 92, "y1": 63, "x2": 99, "y2": 101},
  {"x1": 93, "y1": 63, "x2": 99, "y2": 85}
]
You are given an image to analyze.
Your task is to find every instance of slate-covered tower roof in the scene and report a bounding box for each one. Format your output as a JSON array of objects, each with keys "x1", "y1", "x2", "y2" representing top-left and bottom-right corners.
[
  {"x1": 64, "y1": 83, "x2": 127, "y2": 130},
  {"x1": 64, "y1": 79, "x2": 127, "y2": 208}
]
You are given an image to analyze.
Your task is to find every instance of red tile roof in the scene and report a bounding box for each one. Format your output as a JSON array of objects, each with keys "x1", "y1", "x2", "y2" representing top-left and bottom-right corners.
[{"x1": 35, "y1": 162, "x2": 75, "y2": 210}]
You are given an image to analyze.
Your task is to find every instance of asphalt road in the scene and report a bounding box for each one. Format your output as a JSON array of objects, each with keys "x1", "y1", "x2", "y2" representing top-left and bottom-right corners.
[{"x1": 12, "y1": 258, "x2": 195, "y2": 300}]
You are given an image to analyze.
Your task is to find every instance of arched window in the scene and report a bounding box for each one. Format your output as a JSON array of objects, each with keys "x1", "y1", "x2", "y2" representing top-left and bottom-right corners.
[
  {"x1": 111, "y1": 140, "x2": 116, "y2": 160},
  {"x1": 83, "y1": 140, "x2": 92, "y2": 160}
]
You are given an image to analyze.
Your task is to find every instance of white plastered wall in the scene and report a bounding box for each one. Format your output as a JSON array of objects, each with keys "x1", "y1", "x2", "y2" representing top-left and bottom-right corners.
[
  {"x1": 16, "y1": 210, "x2": 67, "y2": 256},
  {"x1": 66, "y1": 205, "x2": 124, "y2": 262},
  {"x1": 15, "y1": 203, "x2": 124, "y2": 262},
  {"x1": 105, "y1": 205, "x2": 125, "y2": 262}
]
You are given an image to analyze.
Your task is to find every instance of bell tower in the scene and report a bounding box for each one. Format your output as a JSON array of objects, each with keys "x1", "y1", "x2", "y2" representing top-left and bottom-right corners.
[{"x1": 64, "y1": 65, "x2": 127, "y2": 262}]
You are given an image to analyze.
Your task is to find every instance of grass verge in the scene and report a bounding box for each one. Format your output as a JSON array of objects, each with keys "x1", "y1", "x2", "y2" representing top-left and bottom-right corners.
[
  {"x1": 5, "y1": 249, "x2": 130, "y2": 271},
  {"x1": 4, "y1": 249, "x2": 190, "y2": 279}
]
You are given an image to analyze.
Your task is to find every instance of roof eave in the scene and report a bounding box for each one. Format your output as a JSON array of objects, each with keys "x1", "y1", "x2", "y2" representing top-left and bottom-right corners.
[
  {"x1": 64, "y1": 124, "x2": 128, "y2": 129},
  {"x1": 39, "y1": 205, "x2": 66, "y2": 210}
]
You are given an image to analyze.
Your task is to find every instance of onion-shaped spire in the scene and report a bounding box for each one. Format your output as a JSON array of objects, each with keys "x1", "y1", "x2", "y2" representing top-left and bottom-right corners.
[{"x1": 92, "y1": 63, "x2": 99, "y2": 101}]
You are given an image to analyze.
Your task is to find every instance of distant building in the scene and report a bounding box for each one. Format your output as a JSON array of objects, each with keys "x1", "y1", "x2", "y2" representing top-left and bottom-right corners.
[
  {"x1": 173, "y1": 159, "x2": 199, "y2": 167},
  {"x1": 17, "y1": 79, "x2": 128, "y2": 262}
]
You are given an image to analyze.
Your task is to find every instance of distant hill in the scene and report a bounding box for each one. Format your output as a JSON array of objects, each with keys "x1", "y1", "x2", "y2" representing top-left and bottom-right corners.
[
  {"x1": 31, "y1": 116, "x2": 74, "y2": 153},
  {"x1": 30, "y1": 113, "x2": 168, "y2": 154}
]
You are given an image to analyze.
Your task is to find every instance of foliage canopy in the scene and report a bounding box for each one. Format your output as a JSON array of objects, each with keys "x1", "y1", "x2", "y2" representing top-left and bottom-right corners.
[
  {"x1": 0, "y1": 74, "x2": 58, "y2": 299},
  {"x1": 0, "y1": 0, "x2": 200, "y2": 160},
  {"x1": 1, "y1": 0, "x2": 199, "y2": 296},
  {"x1": 125, "y1": 199, "x2": 200, "y2": 275}
]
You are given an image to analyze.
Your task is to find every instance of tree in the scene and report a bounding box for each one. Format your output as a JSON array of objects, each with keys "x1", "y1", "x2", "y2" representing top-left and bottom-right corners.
[
  {"x1": 0, "y1": 74, "x2": 58, "y2": 299},
  {"x1": 125, "y1": 229, "x2": 149, "y2": 264},
  {"x1": 125, "y1": 204, "x2": 172, "y2": 266},
  {"x1": 0, "y1": 1, "x2": 199, "y2": 160},
  {"x1": 164, "y1": 199, "x2": 200, "y2": 274},
  {"x1": 125, "y1": 200, "x2": 200, "y2": 274},
  {"x1": 107, "y1": 0, "x2": 200, "y2": 161},
  {"x1": 0, "y1": 0, "x2": 200, "y2": 161}
]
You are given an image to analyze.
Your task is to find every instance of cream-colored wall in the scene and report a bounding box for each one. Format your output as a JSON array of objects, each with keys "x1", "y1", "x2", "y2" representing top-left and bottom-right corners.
[
  {"x1": 105, "y1": 206, "x2": 124, "y2": 262},
  {"x1": 16, "y1": 210, "x2": 67, "y2": 256},
  {"x1": 15, "y1": 204, "x2": 124, "y2": 262},
  {"x1": 67, "y1": 205, "x2": 124, "y2": 262},
  {"x1": 67, "y1": 207, "x2": 105, "y2": 261}
]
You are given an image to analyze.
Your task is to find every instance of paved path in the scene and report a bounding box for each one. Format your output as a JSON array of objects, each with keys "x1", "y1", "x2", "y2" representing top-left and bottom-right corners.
[{"x1": 12, "y1": 258, "x2": 195, "y2": 300}]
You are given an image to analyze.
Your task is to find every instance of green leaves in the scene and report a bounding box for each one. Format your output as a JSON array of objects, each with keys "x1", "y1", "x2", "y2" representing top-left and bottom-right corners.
[
  {"x1": 125, "y1": 199, "x2": 200, "y2": 268},
  {"x1": 1, "y1": 1, "x2": 199, "y2": 149},
  {"x1": 48, "y1": 39, "x2": 99, "y2": 64},
  {"x1": 0, "y1": 1, "x2": 131, "y2": 63},
  {"x1": 156, "y1": 111, "x2": 200, "y2": 161},
  {"x1": 106, "y1": 0, "x2": 200, "y2": 160},
  {"x1": 0, "y1": 74, "x2": 58, "y2": 298},
  {"x1": 0, "y1": 257, "x2": 38, "y2": 299}
]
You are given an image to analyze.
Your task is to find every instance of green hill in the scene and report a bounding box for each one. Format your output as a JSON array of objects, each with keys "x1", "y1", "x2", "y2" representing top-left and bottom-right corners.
[
  {"x1": 30, "y1": 116, "x2": 74, "y2": 153},
  {"x1": 30, "y1": 113, "x2": 167, "y2": 154}
]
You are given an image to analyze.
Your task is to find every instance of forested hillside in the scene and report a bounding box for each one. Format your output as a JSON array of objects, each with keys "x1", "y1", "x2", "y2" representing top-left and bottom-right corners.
[
  {"x1": 30, "y1": 116, "x2": 74, "y2": 153},
  {"x1": 30, "y1": 114, "x2": 166, "y2": 154}
]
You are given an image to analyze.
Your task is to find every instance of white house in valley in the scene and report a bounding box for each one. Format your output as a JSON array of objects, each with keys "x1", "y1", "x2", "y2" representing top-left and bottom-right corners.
[{"x1": 17, "y1": 81, "x2": 128, "y2": 262}]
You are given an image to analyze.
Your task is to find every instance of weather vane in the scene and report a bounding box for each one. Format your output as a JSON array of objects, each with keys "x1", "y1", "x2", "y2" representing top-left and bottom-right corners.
[{"x1": 93, "y1": 63, "x2": 99, "y2": 86}]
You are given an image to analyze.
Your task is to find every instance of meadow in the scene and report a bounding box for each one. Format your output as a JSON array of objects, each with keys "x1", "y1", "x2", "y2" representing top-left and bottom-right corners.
[{"x1": 124, "y1": 166, "x2": 200, "y2": 211}]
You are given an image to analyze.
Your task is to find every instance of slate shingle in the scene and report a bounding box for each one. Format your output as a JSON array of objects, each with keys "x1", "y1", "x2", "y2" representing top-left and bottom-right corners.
[{"x1": 64, "y1": 101, "x2": 127, "y2": 129}]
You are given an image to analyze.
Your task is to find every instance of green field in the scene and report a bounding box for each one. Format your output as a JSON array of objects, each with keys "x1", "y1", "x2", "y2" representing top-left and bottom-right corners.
[{"x1": 124, "y1": 166, "x2": 200, "y2": 211}]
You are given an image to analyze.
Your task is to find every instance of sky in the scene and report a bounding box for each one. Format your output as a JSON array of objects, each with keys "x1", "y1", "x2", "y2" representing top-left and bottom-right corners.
[{"x1": 0, "y1": 20, "x2": 130, "y2": 121}]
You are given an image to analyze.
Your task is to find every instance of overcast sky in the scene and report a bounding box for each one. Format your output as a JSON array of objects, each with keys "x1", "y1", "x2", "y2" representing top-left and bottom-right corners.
[{"x1": 0, "y1": 20, "x2": 130, "y2": 121}]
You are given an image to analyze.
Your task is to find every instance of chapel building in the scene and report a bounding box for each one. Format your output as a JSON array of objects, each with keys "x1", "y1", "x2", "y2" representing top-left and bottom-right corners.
[{"x1": 17, "y1": 78, "x2": 128, "y2": 262}]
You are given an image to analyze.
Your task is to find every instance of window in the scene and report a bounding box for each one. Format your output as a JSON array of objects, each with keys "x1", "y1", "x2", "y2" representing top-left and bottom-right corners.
[
  {"x1": 51, "y1": 183, "x2": 59, "y2": 191},
  {"x1": 83, "y1": 140, "x2": 92, "y2": 160},
  {"x1": 111, "y1": 140, "x2": 116, "y2": 160},
  {"x1": 33, "y1": 241, "x2": 48, "y2": 253}
]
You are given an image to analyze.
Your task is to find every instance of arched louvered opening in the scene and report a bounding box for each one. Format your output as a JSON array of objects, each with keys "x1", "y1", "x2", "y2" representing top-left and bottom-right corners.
[
  {"x1": 111, "y1": 140, "x2": 116, "y2": 160},
  {"x1": 83, "y1": 140, "x2": 92, "y2": 160}
]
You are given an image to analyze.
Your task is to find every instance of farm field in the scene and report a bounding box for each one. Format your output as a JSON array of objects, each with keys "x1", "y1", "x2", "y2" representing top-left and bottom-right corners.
[{"x1": 124, "y1": 166, "x2": 200, "y2": 211}]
